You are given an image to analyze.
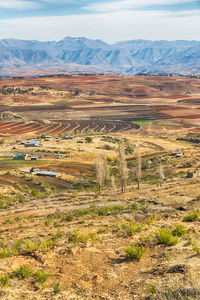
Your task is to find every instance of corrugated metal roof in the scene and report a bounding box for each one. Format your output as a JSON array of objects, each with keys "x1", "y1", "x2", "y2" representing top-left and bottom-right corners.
[
  {"x1": 36, "y1": 171, "x2": 60, "y2": 176},
  {"x1": 26, "y1": 141, "x2": 39, "y2": 144}
]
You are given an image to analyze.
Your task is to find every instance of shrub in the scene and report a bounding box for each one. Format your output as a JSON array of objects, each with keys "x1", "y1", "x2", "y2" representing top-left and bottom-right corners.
[
  {"x1": 69, "y1": 230, "x2": 98, "y2": 244},
  {"x1": 156, "y1": 228, "x2": 178, "y2": 246},
  {"x1": 62, "y1": 213, "x2": 74, "y2": 222},
  {"x1": 0, "y1": 248, "x2": 16, "y2": 259},
  {"x1": 31, "y1": 189, "x2": 40, "y2": 197},
  {"x1": 39, "y1": 239, "x2": 53, "y2": 252},
  {"x1": 50, "y1": 230, "x2": 63, "y2": 242},
  {"x1": 191, "y1": 240, "x2": 200, "y2": 255},
  {"x1": 97, "y1": 206, "x2": 110, "y2": 216},
  {"x1": 125, "y1": 244, "x2": 146, "y2": 261},
  {"x1": 104, "y1": 144, "x2": 112, "y2": 150},
  {"x1": 34, "y1": 270, "x2": 49, "y2": 284},
  {"x1": 97, "y1": 227, "x2": 109, "y2": 234},
  {"x1": 125, "y1": 220, "x2": 143, "y2": 236},
  {"x1": 146, "y1": 283, "x2": 157, "y2": 296},
  {"x1": 107, "y1": 156, "x2": 114, "y2": 163},
  {"x1": 172, "y1": 224, "x2": 187, "y2": 237},
  {"x1": 0, "y1": 274, "x2": 10, "y2": 288},
  {"x1": 44, "y1": 220, "x2": 50, "y2": 226},
  {"x1": 183, "y1": 211, "x2": 200, "y2": 222},
  {"x1": 146, "y1": 284, "x2": 200, "y2": 299},
  {"x1": 53, "y1": 221, "x2": 61, "y2": 228},
  {"x1": 53, "y1": 282, "x2": 61, "y2": 294},
  {"x1": 97, "y1": 205, "x2": 124, "y2": 216},
  {"x1": 85, "y1": 137, "x2": 92, "y2": 143},
  {"x1": 69, "y1": 230, "x2": 88, "y2": 244},
  {"x1": 116, "y1": 220, "x2": 143, "y2": 237},
  {"x1": 12, "y1": 265, "x2": 32, "y2": 279},
  {"x1": 23, "y1": 240, "x2": 39, "y2": 254},
  {"x1": 130, "y1": 203, "x2": 138, "y2": 211}
]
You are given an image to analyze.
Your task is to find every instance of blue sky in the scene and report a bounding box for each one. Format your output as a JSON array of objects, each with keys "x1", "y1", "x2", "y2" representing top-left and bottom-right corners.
[{"x1": 0, "y1": 0, "x2": 200, "y2": 42}]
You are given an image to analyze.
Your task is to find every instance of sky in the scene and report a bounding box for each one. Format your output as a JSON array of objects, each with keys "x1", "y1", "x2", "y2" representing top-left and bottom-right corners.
[{"x1": 0, "y1": 0, "x2": 200, "y2": 43}]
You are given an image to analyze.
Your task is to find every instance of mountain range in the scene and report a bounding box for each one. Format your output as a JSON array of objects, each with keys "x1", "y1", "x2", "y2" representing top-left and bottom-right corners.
[{"x1": 0, "y1": 37, "x2": 200, "y2": 76}]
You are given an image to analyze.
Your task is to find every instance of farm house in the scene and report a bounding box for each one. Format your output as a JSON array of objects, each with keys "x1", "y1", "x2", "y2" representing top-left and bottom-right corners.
[
  {"x1": 13, "y1": 154, "x2": 28, "y2": 160},
  {"x1": 24, "y1": 141, "x2": 40, "y2": 147},
  {"x1": 63, "y1": 136, "x2": 74, "y2": 140}
]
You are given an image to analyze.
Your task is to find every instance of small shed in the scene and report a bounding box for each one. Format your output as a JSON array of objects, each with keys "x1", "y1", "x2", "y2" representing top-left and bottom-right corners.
[
  {"x1": 171, "y1": 150, "x2": 182, "y2": 157},
  {"x1": 31, "y1": 156, "x2": 38, "y2": 161},
  {"x1": 13, "y1": 154, "x2": 27, "y2": 160},
  {"x1": 63, "y1": 136, "x2": 74, "y2": 140},
  {"x1": 36, "y1": 171, "x2": 60, "y2": 177},
  {"x1": 24, "y1": 141, "x2": 40, "y2": 147}
]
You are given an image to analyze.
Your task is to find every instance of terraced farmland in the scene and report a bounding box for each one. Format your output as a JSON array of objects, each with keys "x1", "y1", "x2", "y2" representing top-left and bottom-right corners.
[{"x1": 0, "y1": 120, "x2": 139, "y2": 136}]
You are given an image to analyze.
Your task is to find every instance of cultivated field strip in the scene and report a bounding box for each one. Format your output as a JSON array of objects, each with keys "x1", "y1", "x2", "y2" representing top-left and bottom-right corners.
[
  {"x1": 0, "y1": 192, "x2": 128, "y2": 219},
  {"x1": 0, "y1": 120, "x2": 139, "y2": 136}
]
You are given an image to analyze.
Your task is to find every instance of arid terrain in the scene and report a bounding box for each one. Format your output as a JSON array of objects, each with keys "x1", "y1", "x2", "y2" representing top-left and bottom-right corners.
[{"x1": 0, "y1": 75, "x2": 200, "y2": 299}]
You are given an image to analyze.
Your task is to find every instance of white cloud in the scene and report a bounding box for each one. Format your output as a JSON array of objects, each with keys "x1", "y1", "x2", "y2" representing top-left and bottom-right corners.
[
  {"x1": 0, "y1": 0, "x2": 40, "y2": 9},
  {"x1": 84, "y1": 0, "x2": 196, "y2": 13},
  {"x1": 39, "y1": 0, "x2": 75, "y2": 3},
  {"x1": 0, "y1": 10, "x2": 199, "y2": 43},
  {"x1": 0, "y1": 0, "x2": 76, "y2": 10}
]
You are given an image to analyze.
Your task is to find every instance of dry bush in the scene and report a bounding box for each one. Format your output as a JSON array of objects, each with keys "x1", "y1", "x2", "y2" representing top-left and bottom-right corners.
[{"x1": 96, "y1": 154, "x2": 109, "y2": 193}]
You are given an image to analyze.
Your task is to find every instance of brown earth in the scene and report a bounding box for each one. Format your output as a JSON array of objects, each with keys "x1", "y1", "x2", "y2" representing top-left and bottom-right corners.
[
  {"x1": 0, "y1": 75, "x2": 199, "y2": 299},
  {"x1": 0, "y1": 75, "x2": 200, "y2": 137}
]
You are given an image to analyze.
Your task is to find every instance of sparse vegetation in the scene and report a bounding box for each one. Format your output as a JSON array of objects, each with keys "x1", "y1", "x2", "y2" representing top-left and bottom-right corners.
[
  {"x1": 156, "y1": 228, "x2": 179, "y2": 246},
  {"x1": 69, "y1": 229, "x2": 98, "y2": 244},
  {"x1": 85, "y1": 136, "x2": 93, "y2": 143},
  {"x1": 0, "y1": 274, "x2": 10, "y2": 288},
  {"x1": 115, "y1": 220, "x2": 144, "y2": 237},
  {"x1": 53, "y1": 282, "x2": 62, "y2": 294},
  {"x1": 12, "y1": 265, "x2": 32, "y2": 279},
  {"x1": 125, "y1": 244, "x2": 147, "y2": 261},
  {"x1": 191, "y1": 240, "x2": 200, "y2": 255},
  {"x1": 172, "y1": 224, "x2": 187, "y2": 237},
  {"x1": 34, "y1": 270, "x2": 49, "y2": 284},
  {"x1": 183, "y1": 211, "x2": 200, "y2": 222}
]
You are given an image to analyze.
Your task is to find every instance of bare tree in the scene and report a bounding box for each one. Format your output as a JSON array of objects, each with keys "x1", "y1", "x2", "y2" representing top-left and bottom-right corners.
[
  {"x1": 96, "y1": 154, "x2": 108, "y2": 193},
  {"x1": 111, "y1": 175, "x2": 117, "y2": 196},
  {"x1": 118, "y1": 142, "x2": 128, "y2": 193},
  {"x1": 136, "y1": 147, "x2": 142, "y2": 189},
  {"x1": 159, "y1": 163, "x2": 164, "y2": 187}
]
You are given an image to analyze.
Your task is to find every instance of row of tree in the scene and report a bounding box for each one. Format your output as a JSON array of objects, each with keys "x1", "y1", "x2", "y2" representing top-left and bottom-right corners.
[{"x1": 96, "y1": 142, "x2": 144, "y2": 194}]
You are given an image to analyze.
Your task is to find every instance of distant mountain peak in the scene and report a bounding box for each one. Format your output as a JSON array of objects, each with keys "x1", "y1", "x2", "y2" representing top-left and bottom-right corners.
[{"x1": 0, "y1": 37, "x2": 199, "y2": 76}]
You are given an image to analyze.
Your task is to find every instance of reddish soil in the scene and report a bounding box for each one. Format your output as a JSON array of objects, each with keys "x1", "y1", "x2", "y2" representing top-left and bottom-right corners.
[
  {"x1": 0, "y1": 120, "x2": 139, "y2": 136},
  {"x1": 0, "y1": 75, "x2": 199, "y2": 136}
]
